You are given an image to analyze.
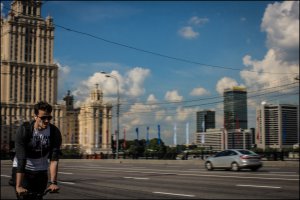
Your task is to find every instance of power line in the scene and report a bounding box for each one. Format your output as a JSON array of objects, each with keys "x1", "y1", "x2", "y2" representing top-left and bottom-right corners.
[
  {"x1": 2, "y1": 5, "x2": 299, "y2": 75},
  {"x1": 117, "y1": 81, "x2": 298, "y2": 112},
  {"x1": 119, "y1": 84, "x2": 299, "y2": 116}
]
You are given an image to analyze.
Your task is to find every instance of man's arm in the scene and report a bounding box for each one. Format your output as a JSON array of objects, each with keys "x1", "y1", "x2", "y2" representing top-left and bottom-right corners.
[
  {"x1": 49, "y1": 160, "x2": 58, "y2": 183},
  {"x1": 15, "y1": 125, "x2": 28, "y2": 194},
  {"x1": 48, "y1": 126, "x2": 62, "y2": 192}
]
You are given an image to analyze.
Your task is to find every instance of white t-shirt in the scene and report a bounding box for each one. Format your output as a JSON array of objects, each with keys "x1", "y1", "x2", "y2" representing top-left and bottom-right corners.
[{"x1": 13, "y1": 126, "x2": 51, "y2": 171}]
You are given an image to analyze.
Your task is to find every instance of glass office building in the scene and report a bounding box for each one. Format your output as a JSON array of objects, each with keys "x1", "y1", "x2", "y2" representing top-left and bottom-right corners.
[
  {"x1": 196, "y1": 110, "x2": 215, "y2": 132},
  {"x1": 223, "y1": 87, "x2": 248, "y2": 130}
]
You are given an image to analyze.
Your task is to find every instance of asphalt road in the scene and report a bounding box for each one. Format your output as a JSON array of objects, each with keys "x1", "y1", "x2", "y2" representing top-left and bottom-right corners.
[{"x1": 1, "y1": 159, "x2": 299, "y2": 199}]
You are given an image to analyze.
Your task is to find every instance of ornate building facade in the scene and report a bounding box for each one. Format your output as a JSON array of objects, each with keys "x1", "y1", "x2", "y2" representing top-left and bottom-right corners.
[{"x1": 1, "y1": 0, "x2": 112, "y2": 155}]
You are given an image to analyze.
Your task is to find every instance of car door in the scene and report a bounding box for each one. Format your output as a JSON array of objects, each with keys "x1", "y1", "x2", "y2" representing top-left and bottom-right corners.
[
  {"x1": 213, "y1": 150, "x2": 230, "y2": 168},
  {"x1": 224, "y1": 150, "x2": 238, "y2": 167}
]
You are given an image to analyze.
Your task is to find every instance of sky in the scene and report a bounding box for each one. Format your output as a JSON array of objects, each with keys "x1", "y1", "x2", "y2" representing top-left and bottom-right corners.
[{"x1": 1, "y1": 1, "x2": 299, "y2": 145}]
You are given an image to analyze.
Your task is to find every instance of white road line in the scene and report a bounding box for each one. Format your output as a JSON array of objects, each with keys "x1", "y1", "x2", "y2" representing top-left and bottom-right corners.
[
  {"x1": 153, "y1": 191, "x2": 195, "y2": 197},
  {"x1": 1, "y1": 175, "x2": 11, "y2": 178},
  {"x1": 124, "y1": 177, "x2": 149, "y2": 180},
  {"x1": 236, "y1": 184, "x2": 281, "y2": 189},
  {"x1": 176, "y1": 173, "x2": 299, "y2": 181},
  {"x1": 58, "y1": 172, "x2": 73, "y2": 175},
  {"x1": 59, "y1": 181, "x2": 75, "y2": 185}
]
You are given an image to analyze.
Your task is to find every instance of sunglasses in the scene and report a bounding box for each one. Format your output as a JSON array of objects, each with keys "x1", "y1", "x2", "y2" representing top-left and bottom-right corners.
[{"x1": 37, "y1": 115, "x2": 53, "y2": 121}]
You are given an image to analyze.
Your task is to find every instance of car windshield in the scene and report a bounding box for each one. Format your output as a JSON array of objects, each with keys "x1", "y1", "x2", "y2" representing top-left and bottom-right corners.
[{"x1": 237, "y1": 150, "x2": 257, "y2": 155}]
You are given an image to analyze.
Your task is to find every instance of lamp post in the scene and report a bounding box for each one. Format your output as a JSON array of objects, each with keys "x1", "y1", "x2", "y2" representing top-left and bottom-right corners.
[{"x1": 101, "y1": 72, "x2": 120, "y2": 159}]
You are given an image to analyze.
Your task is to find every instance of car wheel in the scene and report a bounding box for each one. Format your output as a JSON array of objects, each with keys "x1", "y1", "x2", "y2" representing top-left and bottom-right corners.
[
  {"x1": 231, "y1": 162, "x2": 240, "y2": 171},
  {"x1": 205, "y1": 162, "x2": 213, "y2": 171}
]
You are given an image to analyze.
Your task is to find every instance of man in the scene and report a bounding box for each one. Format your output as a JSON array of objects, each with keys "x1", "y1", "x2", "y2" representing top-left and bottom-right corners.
[{"x1": 13, "y1": 101, "x2": 62, "y2": 199}]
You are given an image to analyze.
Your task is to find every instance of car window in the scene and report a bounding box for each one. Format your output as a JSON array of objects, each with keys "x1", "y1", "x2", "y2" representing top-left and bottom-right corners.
[
  {"x1": 215, "y1": 151, "x2": 226, "y2": 157},
  {"x1": 237, "y1": 150, "x2": 257, "y2": 155},
  {"x1": 228, "y1": 150, "x2": 238, "y2": 156}
]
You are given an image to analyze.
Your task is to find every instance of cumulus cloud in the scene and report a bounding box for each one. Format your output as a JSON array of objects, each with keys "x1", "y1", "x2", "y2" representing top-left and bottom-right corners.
[
  {"x1": 125, "y1": 67, "x2": 150, "y2": 97},
  {"x1": 261, "y1": 1, "x2": 299, "y2": 63},
  {"x1": 55, "y1": 61, "x2": 71, "y2": 99},
  {"x1": 240, "y1": 1, "x2": 299, "y2": 90},
  {"x1": 56, "y1": 61, "x2": 71, "y2": 75},
  {"x1": 190, "y1": 87, "x2": 210, "y2": 96},
  {"x1": 147, "y1": 94, "x2": 158, "y2": 103},
  {"x1": 165, "y1": 90, "x2": 183, "y2": 102},
  {"x1": 178, "y1": 26, "x2": 199, "y2": 39},
  {"x1": 216, "y1": 77, "x2": 245, "y2": 95},
  {"x1": 178, "y1": 16, "x2": 209, "y2": 40},
  {"x1": 72, "y1": 67, "x2": 150, "y2": 106},
  {"x1": 176, "y1": 107, "x2": 198, "y2": 122},
  {"x1": 188, "y1": 16, "x2": 209, "y2": 26}
]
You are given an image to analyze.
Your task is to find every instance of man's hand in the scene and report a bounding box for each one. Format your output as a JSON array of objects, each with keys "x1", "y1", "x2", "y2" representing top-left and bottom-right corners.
[
  {"x1": 47, "y1": 183, "x2": 60, "y2": 193},
  {"x1": 16, "y1": 186, "x2": 27, "y2": 196}
]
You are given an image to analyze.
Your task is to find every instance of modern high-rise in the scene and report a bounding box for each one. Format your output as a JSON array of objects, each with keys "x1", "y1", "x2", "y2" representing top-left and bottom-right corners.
[
  {"x1": 1, "y1": 0, "x2": 113, "y2": 155},
  {"x1": 256, "y1": 103, "x2": 299, "y2": 150},
  {"x1": 196, "y1": 110, "x2": 215, "y2": 132},
  {"x1": 224, "y1": 87, "x2": 248, "y2": 130}
]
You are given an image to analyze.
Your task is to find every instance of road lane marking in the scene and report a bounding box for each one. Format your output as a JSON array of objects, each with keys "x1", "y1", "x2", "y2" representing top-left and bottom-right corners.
[
  {"x1": 236, "y1": 184, "x2": 281, "y2": 189},
  {"x1": 60, "y1": 167, "x2": 299, "y2": 180},
  {"x1": 176, "y1": 173, "x2": 299, "y2": 181},
  {"x1": 59, "y1": 181, "x2": 75, "y2": 185},
  {"x1": 124, "y1": 177, "x2": 149, "y2": 180},
  {"x1": 59, "y1": 172, "x2": 73, "y2": 175},
  {"x1": 153, "y1": 191, "x2": 195, "y2": 197},
  {"x1": 1, "y1": 175, "x2": 11, "y2": 178}
]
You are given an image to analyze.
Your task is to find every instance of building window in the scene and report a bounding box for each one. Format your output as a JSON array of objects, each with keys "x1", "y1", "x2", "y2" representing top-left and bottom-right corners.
[{"x1": 23, "y1": 5, "x2": 26, "y2": 15}]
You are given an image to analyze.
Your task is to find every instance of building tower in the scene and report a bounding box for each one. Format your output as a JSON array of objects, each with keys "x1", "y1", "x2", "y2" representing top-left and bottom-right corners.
[
  {"x1": 78, "y1": 84, "x2": 113, "y2": 154},
  {"x1": 224, "y1": 87, "x2": 248, "y2": 130},
  {"x1": 62, "y1": 91, "x2": 80, "y2": 148},
  {"x1": 256, "y1": 103, "x2": 299, "y2": 150},
  {"x1": 1, "y1": 0, "x2": 63, "y2": 152},
  {"x1": 196, "y1": 110, "x2": 215, "y2": 132}
]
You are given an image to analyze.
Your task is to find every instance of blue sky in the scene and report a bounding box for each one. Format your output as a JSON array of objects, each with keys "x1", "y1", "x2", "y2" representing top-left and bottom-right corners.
[{"x1": 1, "y1": 1, "x2": 299, "y2": 145}]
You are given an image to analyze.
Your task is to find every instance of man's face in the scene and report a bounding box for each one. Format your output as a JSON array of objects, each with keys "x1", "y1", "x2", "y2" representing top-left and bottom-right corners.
[{"x1": 35, "y1": 110, "x2": 52, "y2": 129}]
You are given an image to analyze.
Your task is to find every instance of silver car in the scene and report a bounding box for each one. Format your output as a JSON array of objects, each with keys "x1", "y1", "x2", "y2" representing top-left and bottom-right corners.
[{"x1": 205, "y1": 149, "x2": 262, "y2": 171}]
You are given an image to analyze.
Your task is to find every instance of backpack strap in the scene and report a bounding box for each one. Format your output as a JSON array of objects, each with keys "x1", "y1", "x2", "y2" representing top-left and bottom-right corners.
[{"x1": 22, "y1": 121, "x2": 32, "y2": 143}]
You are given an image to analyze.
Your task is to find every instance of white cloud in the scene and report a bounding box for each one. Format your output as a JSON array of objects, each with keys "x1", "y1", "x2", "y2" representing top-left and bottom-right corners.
[
  {"x1": 178, "y1": 16, "x2": 209, "y2": 40},
  {"x1": 240, "y1": 1, "x2": 299, "y2": 91},
  {"x1": 125, "y1": 67, "x2": 150, "y2": 97},
  {"x1": 261, "y1": 1, "x2": 299, "y2": 63},
  {"x1": 216, "y1": 77, "x2": 245, "y2": 95},
  {"x1": 176, "y1": 107, "x2": 198, "y2": 122},
  {"x1": 147, "y1": 94, "x2": 158, "y2": 103},
  {"x1": 188, "y1": 16, "x2": 209, "y2": 26},
  {"x1": 178, "y1": 26, "x2": 199, "y2": 39},
  {"x1": 165, "y1": 90, "x2": 183, "y2": 102},
  {"x1": 72, "y1": 67, "x2": 150, "y2": 106},
  {"x1": 190, "y1": 87, "x2": 210, "y2": 96},
  {"x1": 56, "y1": 61, "x2": 71, "y2": 75}
]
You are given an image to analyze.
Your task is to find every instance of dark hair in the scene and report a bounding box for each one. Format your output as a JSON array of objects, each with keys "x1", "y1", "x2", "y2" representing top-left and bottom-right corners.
[{"x1": 34, "y1": 101, "x2": 53, "y2": 115}]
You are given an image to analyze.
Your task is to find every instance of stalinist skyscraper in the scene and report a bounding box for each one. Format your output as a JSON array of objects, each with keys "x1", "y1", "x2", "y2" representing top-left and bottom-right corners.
[
  {"x1": 1, "y1": 0, "x2": 64, "y2": 151},
  {"x1": 1, "y1": 0, "x2": 112, "y2": 155}
]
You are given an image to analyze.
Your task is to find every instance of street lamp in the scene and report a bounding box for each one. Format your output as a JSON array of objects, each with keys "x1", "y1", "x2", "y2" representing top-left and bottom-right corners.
[{"x1": 101, "y1": 72, "x2": 120, "y2": 159}]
